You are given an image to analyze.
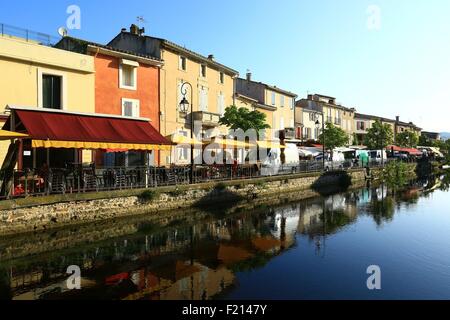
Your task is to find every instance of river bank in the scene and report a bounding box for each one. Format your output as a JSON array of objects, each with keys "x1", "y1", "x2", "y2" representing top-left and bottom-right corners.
[{"x1": 0, "y1": 163, "x2": 423, "y2": 237}]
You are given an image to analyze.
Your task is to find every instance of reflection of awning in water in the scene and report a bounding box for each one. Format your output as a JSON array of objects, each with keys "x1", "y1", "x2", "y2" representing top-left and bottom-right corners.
[
  {"x1": 251, "y1": 237, "x2": 281, "y2": 252},
  {"x1": 0, "y1": 129, "x2": 29, "y2": 140},
  {"x1": 217, "y1": 245, "x2": 253, "y2": 265},
  {"x1": 3, "y1": 106, "x2": 173, "y2": 151}
]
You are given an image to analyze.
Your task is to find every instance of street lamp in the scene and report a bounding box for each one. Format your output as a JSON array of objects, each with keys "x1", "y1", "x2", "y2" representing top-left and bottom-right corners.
[
  {"x1": 179, "y1": 82, "x2": 195, "y2": 183},
  {"x1": 315, "y1": 115, "x2": 325, "y2": 170}
]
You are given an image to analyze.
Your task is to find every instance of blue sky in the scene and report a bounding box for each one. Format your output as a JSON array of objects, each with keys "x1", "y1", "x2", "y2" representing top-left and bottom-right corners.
[{"x1": 1, "y1": 0, "x2": 449, "y2": 132}]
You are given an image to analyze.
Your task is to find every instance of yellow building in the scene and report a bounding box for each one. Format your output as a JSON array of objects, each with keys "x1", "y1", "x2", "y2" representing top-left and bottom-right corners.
[
  {"x1": 108, "y1": 26, "x2": 239, "y2": 166},
  {"x1": 0, "y1": 32, "x2": 95, "y2": 166},
  {"x1": 235, "y1": 73, "x2": 297, "y2": 140},
  {"x1": 298, "y1": 94, "x2": 356, "y2": 145}
]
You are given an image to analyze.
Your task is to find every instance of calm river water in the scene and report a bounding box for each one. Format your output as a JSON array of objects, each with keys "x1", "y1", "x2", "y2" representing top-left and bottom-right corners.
[{"x1": 1, "y1": 175, "x2": 449, "y2": 300}]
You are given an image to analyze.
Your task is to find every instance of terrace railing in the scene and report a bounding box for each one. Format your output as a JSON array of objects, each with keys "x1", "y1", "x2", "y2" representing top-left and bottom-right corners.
[
  {"x1": 0, "y1": 159, "x2": 406, "y2": 200},
  {"x1": 0, "y1": 23, "x2": 60, "y2": 46}
]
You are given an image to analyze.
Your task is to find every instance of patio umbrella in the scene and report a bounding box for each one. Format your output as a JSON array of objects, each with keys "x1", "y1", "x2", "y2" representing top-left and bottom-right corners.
[{"x1": 0, "y1": 130, "x2": 28, "y2": 140}]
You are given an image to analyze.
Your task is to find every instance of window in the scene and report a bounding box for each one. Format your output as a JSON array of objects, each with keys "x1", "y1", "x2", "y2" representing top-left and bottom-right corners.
[
  {"x1": 200, "y1": 64, "x2": 207, "y2": 78},
  {"x1": 217, "y1": 92, "x2": 225, "y2": 116},
  {"x1": 280, "y1": 95, "x2": 284, "y2": 108},
  {"x1": 199, "y1": 87, "x2": 208, "y2": 111},
  {"x1": 42, "y1": 75, "x2": 62, "y2": 109},
  {"x1": 122, "y1": 98, "x2": 140, "y2": 118},
  {"x1": 271, "y1": 92, "x2": 276, "y2": 106},
  {"x1": 357, "y1": 121, "x2": 366, "y2": 131},
  {"x1": 119, "y1": 60, "x2": 138, "y2": 90},
  {"x1": 179, "y1": 56, "x2": 187, "y2": 71},
  {"x1": 309, "y1": 113, "x2": 316, "y2": 121},
  {"x1": 219, "y1": 72, "x2": 224, "y2": 84},
  {"x1": 290, "y1": 98, "x2": 295, "y2": 110}
]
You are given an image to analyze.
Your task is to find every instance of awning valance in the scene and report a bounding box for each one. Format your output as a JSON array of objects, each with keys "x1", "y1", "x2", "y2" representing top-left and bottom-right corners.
[
  {"x1": 3, "y1": 108, "x2": 172, "y2": 151},
  {"x1": 0, "y1": 129, "x2": 29, "y2": 140}
]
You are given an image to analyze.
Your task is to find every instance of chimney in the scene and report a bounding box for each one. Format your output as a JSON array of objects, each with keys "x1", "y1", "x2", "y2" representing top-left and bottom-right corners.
[
  {"x1": 208, "y1": 54, "x2": 215, "y2": 61},
  {"x1": 308, "y1": 94, "x2": 313, "y2": 100},
  {"x1": 246, "y1": 71, "x2": 252, "y2": 81},
  {"x1": 396, "y1": 116, "x2": 400, "y2": 123},
  {"x1": 121, "y1": 28, "x2": 127, "y2": 33},
  {"x1": 130, "y1": 24, "x2": 139, "y2": 35}
]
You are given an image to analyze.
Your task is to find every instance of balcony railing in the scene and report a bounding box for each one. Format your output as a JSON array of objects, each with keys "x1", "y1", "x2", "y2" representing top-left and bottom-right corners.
[
  {"x1": 0, "y1": 23, "x2": 60, "y2": 46},
  {"x1": 326, "y1": 116, "x2": 333, "y2": 123}
]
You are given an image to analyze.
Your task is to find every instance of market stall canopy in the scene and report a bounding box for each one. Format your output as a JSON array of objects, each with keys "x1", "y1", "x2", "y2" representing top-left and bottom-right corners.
[
  {"x1": 0, "y1": 129, "x2": 28, "y2": 140},
  {"x1": 3, "y1": 107, "x2": 172, "y2": 151},
  {"x1": 257, "y1": 141, "x2": 286, "y2": 149},
  {"x1": 387, "y1": 145, "x2": 422, "y2": 156},
  {"x1": 206, "y1": 137, "x2": 256, "y2": 148},
  {"x1": 166, "y1": 133, "x2": 203, "y2": 146}
]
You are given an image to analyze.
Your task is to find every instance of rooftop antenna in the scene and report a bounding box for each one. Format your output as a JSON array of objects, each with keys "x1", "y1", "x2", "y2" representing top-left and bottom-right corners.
[
  {"x1": 136, "y1": 16, "x2": 147, "y2": 28},
  {"x1": 57, "y1": 27, "x2": 68, "y2": 37}
]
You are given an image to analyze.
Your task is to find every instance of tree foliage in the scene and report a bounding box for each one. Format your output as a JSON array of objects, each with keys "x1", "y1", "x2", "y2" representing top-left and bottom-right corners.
[
  {"x1": 396, "y1": 131, "x2": 419, "y2": 148},
  {"x1": 219, "y1": 106, "x2": 270, "y2": 134},
  {"x1": 364, "y1": 120, "x2": 394, "y2": 150},
  {"x1": 318, "y1": 123, "x2": 349, "y2": 150}
]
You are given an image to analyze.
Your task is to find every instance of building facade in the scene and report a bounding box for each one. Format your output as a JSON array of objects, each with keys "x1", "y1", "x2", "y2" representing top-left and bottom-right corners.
[
  {"x1": 235, "y1": 73, "x2": 297, "y2": 140},
  {"x1": 56, "y1": 36, "x2": 164, "y2": 166},
  {"x1": 354, "y1": 113, "x2": 395, "y2": 145},
  {"x1": 294, "y1": 105, "x2": 322, "y2": 142},
  {"x1": 394, "y1": 116, "x2": 422, "y2": 141},
  {"x1": 107, "y1": 25, "x2": 239, "y2": 166},
  {"x1": 0, "y1": 33, "x2": 95, "y2": 168},
  {"x1": 297, "y1": 94, "x2": 355, "y2": 145}
]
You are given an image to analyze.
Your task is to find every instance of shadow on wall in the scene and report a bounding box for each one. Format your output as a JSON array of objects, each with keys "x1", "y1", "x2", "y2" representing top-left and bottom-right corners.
[
  {"x1": 311, "y1": 171, "x2": 353, "y2": 197},
  {"x1": 193, "y1": 183, "x2": 245, "y2": 217}
]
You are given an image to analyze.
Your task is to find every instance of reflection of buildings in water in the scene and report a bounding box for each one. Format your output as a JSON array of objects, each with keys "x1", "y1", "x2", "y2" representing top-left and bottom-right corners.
[
  {"x1": 12, "y1": 277, "x2": 97, "y2": 300},
  {"x1": 269, "y1": 205, "x2": 300, "y2": 246},
  {"x1": 297, "y1": 204, "x2": 323, "y2": 234}
]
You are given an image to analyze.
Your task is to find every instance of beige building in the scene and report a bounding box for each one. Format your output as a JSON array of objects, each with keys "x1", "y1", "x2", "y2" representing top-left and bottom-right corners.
[
  {"x1": 108, "y1": 26, "x2": 239, "y2": 165},
  {"x1": 294, "y1": 105, "x2": 323, "y2": 141},
  {"x1": 297, "y1": 94, "x2": 356, "y2": 145},
  {"x1": 354, "y1": 113, "x2": 421, "y2": 145},
  {"x1": 0, "y1": 32, "x2": 95, "y2": 166},
  {"x1": 235, "y1": 73, "x2": 297, "y2": 140},
  {"x1": 354, "y1": 113, "x2": 395, "y2": 145}
]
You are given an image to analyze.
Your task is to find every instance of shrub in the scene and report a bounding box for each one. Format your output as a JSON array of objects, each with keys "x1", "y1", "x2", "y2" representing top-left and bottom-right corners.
[
  {"x1": 138, "y1": 190, "x2": 159, "y2": 203},
  {"x1": 214, "y1": 182, "x2": 227, "y2": 192}
]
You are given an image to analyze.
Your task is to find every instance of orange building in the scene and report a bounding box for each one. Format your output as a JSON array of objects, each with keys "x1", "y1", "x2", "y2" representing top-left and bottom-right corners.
[{"x1": 56, "y1": 37, "x2": 164, "y2": 166}]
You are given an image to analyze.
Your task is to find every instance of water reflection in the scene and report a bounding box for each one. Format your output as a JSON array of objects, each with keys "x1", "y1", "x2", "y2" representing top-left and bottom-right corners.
[{"x1": 0, "y1": 174, "x2": 448, "y2": 300}]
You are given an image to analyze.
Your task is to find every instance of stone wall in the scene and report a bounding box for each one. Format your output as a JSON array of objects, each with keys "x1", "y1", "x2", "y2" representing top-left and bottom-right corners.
[{"x1": 0, "y1": 169, "x2": 370, "y2": 237}]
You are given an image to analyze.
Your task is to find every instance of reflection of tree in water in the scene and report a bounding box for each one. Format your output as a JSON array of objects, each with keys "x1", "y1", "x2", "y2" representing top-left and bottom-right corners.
[
  {"x1": 368, "y1": 195, "x2": 396, "y2": 226},
  {"x1": 439, "y1": 174, "x2": 450, "y2": 192},
  {"x1": 0, "y1": 269, "x2": 12, "y2": 300}
]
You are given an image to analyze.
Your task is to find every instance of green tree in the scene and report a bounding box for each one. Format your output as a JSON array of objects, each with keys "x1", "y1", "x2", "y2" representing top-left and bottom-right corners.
[
  {"x1": 418, "y1": 134, "x2": 433, "y2": 147},
  {"x1": 364, "y1": 120, "x2": 394, "y2": 150},
  {"x1": 318, "y1": 123, "x2": 349, "y2": 151},
  {"x1": 396, "y1": 131, "x2": 419, "y2": 148},
  {"x1": 219, "y1": 106, "x2": 270, "y2": 136}
]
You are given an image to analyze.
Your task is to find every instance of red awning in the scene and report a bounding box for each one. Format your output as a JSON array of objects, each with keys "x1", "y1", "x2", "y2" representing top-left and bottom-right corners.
[
  {"x1": 4, "y1": 109, "x2": 172, "y2": 151},
  {"x1": 387, "y1": 145, "x2": 422, "y2": 156}
]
